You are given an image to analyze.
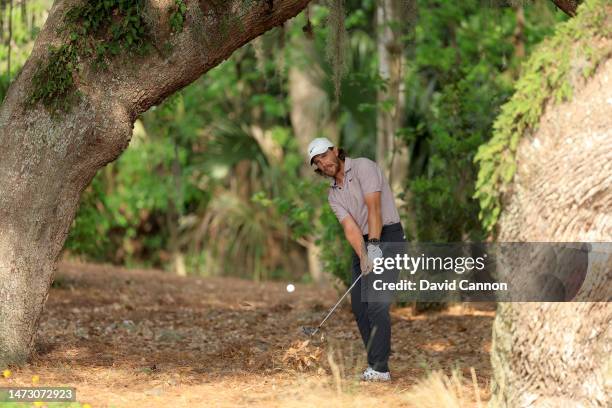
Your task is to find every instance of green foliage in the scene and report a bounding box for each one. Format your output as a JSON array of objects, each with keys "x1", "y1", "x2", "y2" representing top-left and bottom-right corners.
[
  {"x1": 402, "y1": 0, "x2": 565, "y2": 242},
  {"x1": 67, "y1": 119, "x2": 208, "y2": 266},
  {"x1": 27, "y1": 44, "x2": 80, "y2": 115},
  {"x1": 317, "y1": 206, "x2": 354, "y2": 286},
  {"x1": 64, "y1": 174, "x2": 112, "y2": 259},
  {"x1": 65, "y1": 0, "x2": 151, "y2": 64},
  {"x1": 169, "y1": 0, "x2": 188, "y2": 33},
  {"x1": 473, "y1": 0, "x2": 612, "y2": 232},
  {"x1": 0, "y1": 1, "x2": 52, "y2": 103},
  {"x1": 65, "y1": 50, "x2": 297, "y2": 276},
  {"x1": 254, "y1": 172, "x2": 354, "y2": 286},
  {"x1": 27, "y1": 0, "x2": 155, "y2": 113}
]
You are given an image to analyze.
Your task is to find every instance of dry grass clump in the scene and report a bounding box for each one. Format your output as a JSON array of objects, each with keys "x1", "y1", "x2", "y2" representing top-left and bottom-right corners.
[{"x1": 403, "y1": 367, "x2": 487, "y2": 408}]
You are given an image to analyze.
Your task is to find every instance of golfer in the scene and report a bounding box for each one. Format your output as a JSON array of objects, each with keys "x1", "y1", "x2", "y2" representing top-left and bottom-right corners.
[{"x1": 307, "y1": 137, "x2": 406, "y2": 382}]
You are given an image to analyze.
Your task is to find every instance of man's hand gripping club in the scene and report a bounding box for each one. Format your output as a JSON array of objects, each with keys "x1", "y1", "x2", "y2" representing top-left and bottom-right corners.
[{"x1": 359, "y1": 239, "x2": 383, "y2": 275}]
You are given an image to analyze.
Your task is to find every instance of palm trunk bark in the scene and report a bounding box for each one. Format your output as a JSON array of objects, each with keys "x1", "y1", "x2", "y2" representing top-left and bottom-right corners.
[
  {"x1": 0, "y1": 0, "x2": 312, "y2": 367},
  {"x1": 375, "y1": 0, "x2": 419, "y2": 242},
  {"x1": 375, "y1": 0, "x2": 408, "y2": 195},
  {"x1": 490, "y1": 54, "x2": 612, "y2": 407}
]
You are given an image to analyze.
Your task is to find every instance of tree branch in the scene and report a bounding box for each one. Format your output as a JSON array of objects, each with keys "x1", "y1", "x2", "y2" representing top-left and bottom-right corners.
[{"x1": 550, "y1": 0, "x2": 580, "y2": 17}]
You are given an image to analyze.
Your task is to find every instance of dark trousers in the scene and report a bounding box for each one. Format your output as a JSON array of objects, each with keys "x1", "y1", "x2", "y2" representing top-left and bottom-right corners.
[{"x1": 350, "y1": 222, "x2": 405, "y2": 373}]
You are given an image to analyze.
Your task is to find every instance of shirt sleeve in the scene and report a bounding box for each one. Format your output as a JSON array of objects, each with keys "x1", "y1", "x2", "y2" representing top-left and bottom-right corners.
[
  {"x1": 328, "y1": 195, "x2": 349, "y2": 223},
  {"x1": 356, "y1": 158, "x2": 384, "y2": 194}
]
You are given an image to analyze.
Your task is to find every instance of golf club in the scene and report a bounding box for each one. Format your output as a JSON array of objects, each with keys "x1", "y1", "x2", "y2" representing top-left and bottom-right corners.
[{"x1": 302, "y1": 272, "x2": 364, "y2": 337}]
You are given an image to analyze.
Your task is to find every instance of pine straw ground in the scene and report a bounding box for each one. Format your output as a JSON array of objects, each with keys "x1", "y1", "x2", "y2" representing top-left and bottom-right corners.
[{"x1": 1, "y1": 261, "x2": 495, "y2": 407}]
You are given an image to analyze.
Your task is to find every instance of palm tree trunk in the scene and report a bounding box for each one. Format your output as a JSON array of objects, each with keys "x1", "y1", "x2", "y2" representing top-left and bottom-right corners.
[
  {"x1": 376, "y1": 0, "x2": 408, "y2": 194},
  {"x1": 490, "y1": 54, "x2": 612, "y2": 408}
]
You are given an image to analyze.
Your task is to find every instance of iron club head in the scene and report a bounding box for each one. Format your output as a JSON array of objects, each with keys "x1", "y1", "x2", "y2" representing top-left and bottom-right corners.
[
  {"x1": 300, "y1": 274, "x2": 362, "y2": 339},
  {"x1": 301, "y1": 326, "x2": 319, "y2": 336}
]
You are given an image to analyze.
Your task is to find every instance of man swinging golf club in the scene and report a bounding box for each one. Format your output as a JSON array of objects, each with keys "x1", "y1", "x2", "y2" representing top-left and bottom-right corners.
[{"x1": 307, "y1": 137, "x2": 406, "y2": 382}]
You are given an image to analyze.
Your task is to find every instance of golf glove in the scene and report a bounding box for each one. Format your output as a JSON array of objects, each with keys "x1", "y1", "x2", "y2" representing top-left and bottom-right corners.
[
  {"x1": 360, "y1": 239, "x2": 383, "y2": 275},
  {"x1": 367, "y1": 240, "x2": 383, "y2": 261}
]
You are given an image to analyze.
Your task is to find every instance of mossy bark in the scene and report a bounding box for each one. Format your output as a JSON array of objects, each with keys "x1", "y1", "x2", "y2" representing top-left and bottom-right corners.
[{"x1": 0, "y1": 0, "x2": 312, "y2": 367}]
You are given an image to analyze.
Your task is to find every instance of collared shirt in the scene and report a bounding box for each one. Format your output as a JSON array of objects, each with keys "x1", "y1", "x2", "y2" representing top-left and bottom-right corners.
[{"x1": 327, "y1": 156, "x2": 400, "y2": 235}]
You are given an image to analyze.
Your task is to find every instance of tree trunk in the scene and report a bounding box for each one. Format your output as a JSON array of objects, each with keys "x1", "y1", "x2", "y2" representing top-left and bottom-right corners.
[
  {"x1": 288, "y1": 23, "x2": 338, "y2": 157},
  {"x1": 511, "y1": 4, "x2": 525, "y2": 79},
  {"x1": 6, "y1": 0, "x2": 12, "y2": 78},
  {"x1": 288, "y1": 20, "x2": 337, "y2": 284},
  {"x1": 375, "y1": 0, "x2": 409, "y2": 198},
  {"x1": 375, "y1": 0, "x2": 420, "y2": 243},
  {"x1": 489, "y1": 53, "x2": 612, "y2": 407},
  {"x1": 0, "y1": 0, "x2": 312, "y2": 367}
]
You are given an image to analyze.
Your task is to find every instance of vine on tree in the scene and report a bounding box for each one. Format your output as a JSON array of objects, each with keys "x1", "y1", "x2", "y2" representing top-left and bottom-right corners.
[
  {"x1": 27, "y1": 0, "x2": 187, "y2": 115},
  {"x1": 473, "y1": 0, "x2": 611, "y2": 233}
]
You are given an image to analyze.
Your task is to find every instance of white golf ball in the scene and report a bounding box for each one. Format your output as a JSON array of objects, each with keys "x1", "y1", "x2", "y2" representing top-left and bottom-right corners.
[{"x1": 286, "y1": 284, "x2": 295, "y2": 293}]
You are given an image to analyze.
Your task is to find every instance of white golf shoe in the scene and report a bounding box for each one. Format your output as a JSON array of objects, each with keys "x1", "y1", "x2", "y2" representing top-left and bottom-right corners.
[{"x1": 360, "y1": 366, "x2": 391, "y2": 382}]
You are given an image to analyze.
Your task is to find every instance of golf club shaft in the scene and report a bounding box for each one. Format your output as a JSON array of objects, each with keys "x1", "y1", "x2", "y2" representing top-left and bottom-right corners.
[{"x1": 316, "y1": 273, "x2": 363, "y2": 331}]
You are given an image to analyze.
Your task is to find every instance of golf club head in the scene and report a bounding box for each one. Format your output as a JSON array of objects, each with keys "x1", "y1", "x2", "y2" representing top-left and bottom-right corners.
[{"x1": 301, "y1": 326, "x2": 319, "y2": 336}]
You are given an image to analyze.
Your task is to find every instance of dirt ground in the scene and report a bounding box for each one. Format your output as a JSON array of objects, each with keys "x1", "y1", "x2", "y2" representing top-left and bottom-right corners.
[{"x1": 1, "y1": 261, "x2": 495, "y2": 407}]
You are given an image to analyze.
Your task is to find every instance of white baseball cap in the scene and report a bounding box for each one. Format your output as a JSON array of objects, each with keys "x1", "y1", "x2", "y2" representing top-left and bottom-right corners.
[{"x1": 307, "y1": 137, "x2": 335, "y2": 165}]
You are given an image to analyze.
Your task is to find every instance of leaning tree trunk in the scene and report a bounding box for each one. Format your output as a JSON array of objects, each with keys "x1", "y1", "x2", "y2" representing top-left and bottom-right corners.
[
  {"x1": 0, "y1": 0, "x2": 312, "y2": 367},
  {"x1": 488, "y1": 12, "x2": 612, "y2": 408}
]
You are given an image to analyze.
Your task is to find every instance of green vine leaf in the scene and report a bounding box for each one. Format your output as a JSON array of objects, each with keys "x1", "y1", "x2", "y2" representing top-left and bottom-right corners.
[{"x1": 473, "y1": 0, "x2": 612, "y2": 233}]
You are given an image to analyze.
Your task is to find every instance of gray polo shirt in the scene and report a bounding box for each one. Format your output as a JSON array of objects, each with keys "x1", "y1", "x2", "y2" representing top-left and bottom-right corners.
[{"x1": 327, "y1": 156, "x2": 400, "y2": 235}]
